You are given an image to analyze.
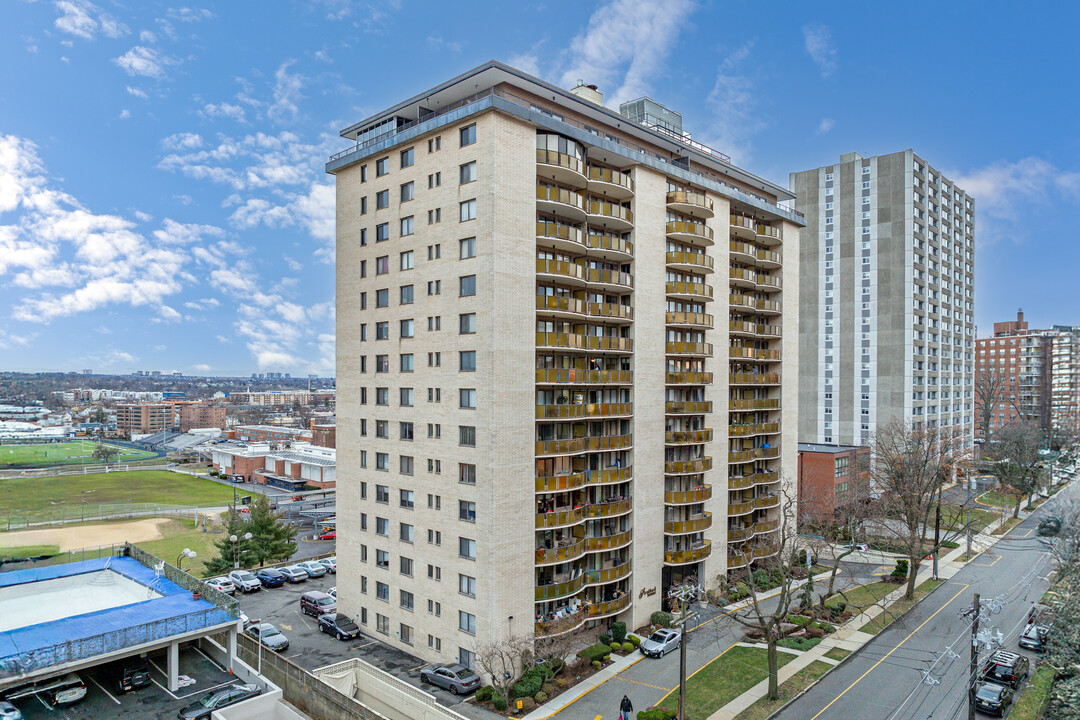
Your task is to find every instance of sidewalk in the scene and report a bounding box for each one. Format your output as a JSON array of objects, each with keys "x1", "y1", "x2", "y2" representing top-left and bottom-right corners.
[{"x1": 522, "y1": 652, "x2": 644, "y2": 720}]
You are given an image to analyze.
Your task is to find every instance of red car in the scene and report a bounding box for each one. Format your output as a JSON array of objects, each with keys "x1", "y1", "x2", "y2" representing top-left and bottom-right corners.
[{"x1": 318, "y1": 530, "x2": 336, "y2": 540}]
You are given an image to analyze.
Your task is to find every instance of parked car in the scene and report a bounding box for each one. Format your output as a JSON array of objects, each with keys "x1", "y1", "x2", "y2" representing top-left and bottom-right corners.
[
  {"x1": 973, "y1": 681, "x2": 1013, "y2": 716},
  {"x1": 980, "y1": 651, "x2": 1029, "y2": 688},
  {"x1": 0, "y1": 700, "x2": 22, "y2": 720},
  {"x1": 255, "y1": 568, "x2": 286, "y2": 588},
  {"x1": 318, "y1": 613, "x2": 360, "y2": 640},
  {"x1": 641, "y1": 628, "x2": 682, "y2": 658},
  {"x1": 1019, "y1": 624, "x2": 1049, "y2": 652},
  {"x1": 205, "y1": 577, "x2": 236, "y2": 595},
  {"x1": 227, "y1": 570, "x2": 261, "y2": 593},
  {"x1": 296, "y1": 561, "x2": 327, "y2": 578},
  {"x1": 318, "y1": 530, "x2": 336, "y2": 541},
  {"x1": 419, "y1": 664, "x2": 480, "y2": 696},
  {"x1": 842, "y1": 543, "x2": 870, "y2": 552},
  {"x1": 318, "y1": 557, "x2": 337, "y2": 573},
  {"x1": 278, "y1": 566, "x2": 308, "y2": 583},
  {"x1": 38, "y1": 674, "x2": 87, "y2": 706},
  {"x1": 300, "y1": 591, "x2": 336, "y2": 617},
  {"x1": 327, "y1": 586, "x2": 336, "y2": 599},
  {"x1": 244, "y1": 623, "x2": 289, "y2": 652},
  {"x1": 177, "y1": 683, "x2": 262, "y2": 720},
  {"x1": 102, "y1": 658, "x2": 151, "y2": 694}
]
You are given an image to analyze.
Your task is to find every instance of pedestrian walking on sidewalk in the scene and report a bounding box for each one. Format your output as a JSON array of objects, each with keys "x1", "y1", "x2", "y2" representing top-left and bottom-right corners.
[{"x1": 619, "y1": 694, "x2": 633, "y2": 720}]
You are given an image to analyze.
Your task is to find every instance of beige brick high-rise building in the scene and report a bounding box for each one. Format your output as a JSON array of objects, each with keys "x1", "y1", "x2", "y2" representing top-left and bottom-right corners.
[{"x1": 328, "y1": 62, "x2": 802, "y2": 668}]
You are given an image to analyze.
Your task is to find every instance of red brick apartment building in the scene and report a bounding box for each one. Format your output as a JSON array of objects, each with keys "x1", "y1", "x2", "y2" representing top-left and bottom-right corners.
[
  {"x1": 797, "y1": 443, "x2": 871, "y2": 525},
  {"x1": 116, "y1": 400, "x2": 226, "y2": 436}
]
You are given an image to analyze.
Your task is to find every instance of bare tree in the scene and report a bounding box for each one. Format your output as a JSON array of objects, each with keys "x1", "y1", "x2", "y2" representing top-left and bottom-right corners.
[
  {"x1": 975, "y1": 371, "x2": 1010, "y2": 443},
  {"x1": 532, "y1": 627, "x2": 579, "y2": 668},
  {"x1": 472, "y1": 634, "x2": 532, "y2": 703},
  {"x1": 869, "y1": 420, "x2": 970, "y2": 600},
  {"x1": 986, "y1": 420, "x2": 1046, "y2": 517}
]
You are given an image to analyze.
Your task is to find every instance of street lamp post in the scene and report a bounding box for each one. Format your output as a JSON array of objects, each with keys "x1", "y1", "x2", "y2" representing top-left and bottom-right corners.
[
  {"x1": 230, "y1": 532, "x2": 253, "y2": 569},
  {"x1": 177, "y1": 548, "x2": 197, "y2": 570}
]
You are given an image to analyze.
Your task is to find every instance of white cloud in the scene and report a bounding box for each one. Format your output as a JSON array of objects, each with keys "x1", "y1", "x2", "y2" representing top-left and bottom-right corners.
[
  {"x1": 702, "y1": 42, "x2": 762, "y2": 165},
  {"x1": 139, "y1": 30, "x2": 157, "y2": 43},
  {"x1": 152, "y1": 217, "x2": 225, "y2": 245},
  {"x1": 126, "y1": 86, "x2": 149, "y2": 99},
  {"x1": 268, "y1": 61, "x2": 304, "y2": 123},
  {"x1": 54, "y1": 0, "x2": 129, "y2": 40},
  {"x1": 817, "y1": 118, "x2": 835, "y2": 134},
  {"x1": 507, "y1": 52, "x2": 541, "y2": 77},
  {"x1": 803, "y1": 23, "x2": 837, "y2": 78},
  {"x1": 112, "y1": 45, "x2": 175, "y2": 79},
  {"x1": 156, "y1": 305, "x2": 181, "y2": 322},
  {"x1": 558, "y1": 0, "x2": 695, "y2": 107},
  {"x1": 426, "y1": 36, "x2": 463, "y2": 53},
  {"x1": 118, "y1": 109, "x2": 131, "y2": 119},
  {"x1": 200, "y1": 102, "x2": 246, "y2": 122},
  {"x1": 192, "y1": 363, "x2": 212, "y2": 372},
  {"x1": 166, "y1": 7, "x2": 214, "y2": 22},
  {"x1": 161, "y1": 132, "x2": 203, "y2": 151},
  {"x1": 283, "y1": 256, "x2": 302, "y2": 272}
]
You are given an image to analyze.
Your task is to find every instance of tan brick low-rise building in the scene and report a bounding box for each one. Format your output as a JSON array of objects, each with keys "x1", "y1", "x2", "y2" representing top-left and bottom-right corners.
[
  {"x1": 330, "y1": 61, "x2": 801, "y2": 668},
  {"x1": 796, "y1": 443, "x2": 870, "y2": 525}
]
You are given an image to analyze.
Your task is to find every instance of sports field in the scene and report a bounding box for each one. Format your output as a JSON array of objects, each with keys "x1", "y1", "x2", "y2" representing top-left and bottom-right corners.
[{"x1": 0, "y1": 440, "x2": 157, "y2": 468}]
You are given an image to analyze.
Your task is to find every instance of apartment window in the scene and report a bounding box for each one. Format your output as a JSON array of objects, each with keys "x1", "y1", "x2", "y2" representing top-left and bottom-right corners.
[
  {"x1": 376, "y1": 322, "x2": 389, "y2": 340},
  {"x1": 400, "y1": 387, "x2": 414, "y2": 406},
  {"x1": 400, "y1": 590, "x2": 414, "y2": 611},
  {"x1": 459, "y1": 313, "x2": 476, "y2": 334},
  {"x1": 400, "y1": 285, "x2": 414, "y2": 304},
  {"x1": 428, "y1": 136, "x2": 441, "y2": 153},
  {"x1": 376, "y1": 189, "x2": 390, "y2": 209},
  {"x1": 400, "y1": 489, "x2": 415, "y2": 509},
  {"x1": 400, "y1": 523, "x2": 414, "y2": 543},
  {"x1": 459, "y1": 351, "x2": 476, "y2": 372},
  {"x1": 459, "y1": 500, "x2": 476, "y2": 523},
  {"x1": 376, "y1": 223, "x2": 389, "y2": 242},
  {"x1": 459, "y1": 463, "x2": 476, "y2": 484},
  {"x1": 376, "y1": 157, "x2": 389, "y2": 176},
  {"x1": 458, "y1": 537, "x2": 476, "y2": 561},
  {"x1": 375, "y1": 452, "x2": 389, "y2": 470},
  {"x1": 427, "y1": 459, "x2": 441, "y2": 474},
  {"x1": 459, "y1": 426, "x2": 475, "y2": 447},
  {"x1": 360, "y1": 197, "x2": 368, "y2": 215},
  {"x1": 427, "y1": 423, "x2": 441, "y2": 438},
  {"x1": 400, "y1": 319, "x2": 415, "y2": 338},
  {"x1": 376, "y1": 387, "x2": 389, "y2": 406},
  {"x1": 459, "y1": 574, "x2": 477, "y2": 598},
  {"x1": 375, "y1": 354, "x2": 389, "y2": 373},
  {"x1": 400, "y1": 182, "x2": 414, "y2": 202},
  {"x1": 376, "y1": 484, "x2": 389, "y2": 503},
  {"x1": 427, "y1": 493, "x2": 441, "y2": 509},
  {"x1": 376, "y1": 256, "x2": 389, "y2": 275},
  {"x1": 400, "y1": 421, "x2": 414, "y2": 440},
  {"x1": 460, "y1": 124, "x2": 476, "y2": 146},
  {"x1": 375, "y1": 290, "x2": 389, "y2": 309},
  {"x1": 376, "y1": 553, "x2": 389, "y2": 571},
  {"x1": 427, "y1": 243, "x2": 441, "y2": 259},
  {"x1": 428, "y1": 529, "x2": 442, "y2": 546},
  {"x1": 428, "y1": 636, "x2": 441, "y2": 651},
  {"x1": 360, "y1": 165, "x2": 368, "y2": 182},
  {"x1": 428, "y1": 388, "x2": 441, "y2": 403},
  {"x1": 400, "y1": 454, "x2": 414, "y2": 475},
  {"x1": 835, "y1": 456, "x2": 849, "y2": 477},
  {"x1": 428, "y1": 208, "x2": 441, "y2": 224},
  {"x1": 459, "y1": 161, "x2": 477, "y2": 184},
  {"x1": 459, "y1": 388, "x2": 476, "y2": 409},
  {"x1": 376, "y1": 613, "x2": 389, "y2": 635},
  {"x1": 428, "y1": 172, "x2": 441, "y2": 188},
  {"x1": 460, "y1": 199, "x2": 476, "y2": 222},
  {"x1": 400, "y1": 353, "x2": 414, "y2": 372},
  {"x1": 459, "y1": 611, "x2": 476, "y2": 635},
  {"x1": 400, "y1": 147, "x2": 414, "y2": 168},
  {"x1": 375, "y1": 420, "x2": 388, "y2": 438},
  {"x1": 459, "y1": 275, "x2": 476, "y2": 297},
  {"x1": 400, "y1": 250, "x2": 414, "y2": 270},
  {"x1": 428, "y1": 565, "x2": 441, "y2": 582},
  {"x1": 459, "y1": 648, "x2": 475, "y2": 670},
  {"x1": 459, "y1": 236, "x2": 475, "y2": 259},
  {"x1": 400, "y1": 216, "x2": 414, "y2": 237}
]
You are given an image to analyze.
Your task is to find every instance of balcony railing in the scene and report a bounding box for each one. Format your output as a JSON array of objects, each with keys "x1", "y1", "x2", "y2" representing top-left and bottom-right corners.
[
  {"x1": 535, "y1": 540, "x2": 586, "y2": 565},
  {"x1": 667, "y1": 190, "x2": 714, "y2": 216},
  {"x1": 666, "y1": 371, "x2": 713, "y2": 385},
  {"x1": 728, "y1": 321, "x2": 781, "y2": 338},
  {"x1": 535, "y1": 508, "x2": 585, "y2": 528},
  {"x1": 729, "y1": 371, "x2": 781, "y2": 385},
  {"x1": 665, "y1": 485, "x2": 712, "y2": 504},
  {"x1": 757, "y1": 224, "x2": 782, "y2": 242},
  {"x1": 534, "y1": 368, "x2": 633, "y2": 385},
  {"x1": 588, "y1": 592, "x2": 631, "y2": 618},
  {"x1": 537, "y1": 184, "x2": 585, "y2": 211},
  {"x1": 535, "y1": 438, "x2": 587, "y2": 455},
  {"x1": 664, "y1": 541, "x2": 712, "y2": 565},
  {"x1": 753, "y1": 519, "x2": 781, "y2": 535},
  {"x1": 585, "y1": 561, "x2": 632, "y2": 585},
  {"x1": 729, "y1": 398, "x2": 781, "y2": 412},
  {"x1": 588, "y1": 301, "x2": 634, "y2": 321},
  {"x1": 729, "y1": 501, "x2": 755, "y2": 515},
  {"x1": 587, "y1": 166, "x2": 635, "y2": 193},
  {"x1": 536, "y1": 258, "x2": 585, "y2": 283},
  {"x1": 588, "y1": 466, "x2": 633, "y2": 486},
  {"x1": 754, "y1": 495, "x2": 780, "y2": 510},
  {"x1": 587, "y1": 199, "x2": 634, "y2": 225},
  {"x1": 666, "y1": 281, "x2": 714, "y2": 300},
  {"x1": 584, "y1": 529, "x2": 633, "y2": 551},
  {"x1": 667, "y1": 220, "x2": 714, "y2": 243},
  {"x1": 586, "y1": 233, "x2": 633, "y2": 257},
  {"x1": 586, "y1": 498, "x2": 633, "y2": 518},
  {"x1": 665, "y1": 429, "x2": 713, "y2": 445},
  {"x1": 728, "y1": 422, "x2": 781, "y2": 438},
  {"x1": 536, "y1": 472, "x2": 587, "y2": 493},
  {"x1": 728, "y1": 526, "x2": 753, "y2": 542},
  {"x1": 537, "y1": 220, "x2": 584, "y2": 248},
  {"x1": 537, "y1": 148, "x2": 586, "y2": 179},
  {"x1": 584, "y1": 267, "x2": 634, "y2": 289},
  {"x1": 666, "y1": 400, "x2": 713, "y2": 415},
  {"x1": 730, "y1": 294, "x2": 781, "y2": 314},
  {"x1": 666, "y1": 341, "x2": 713, "y2": 356},
  {"x1": 667, "y1": 311, "x2": 714, "y2": 328},
  {"x1": 728, "y1": 447, "x2": 780, "y2": 463},
  {"x1": 667, "y1": 250, "x2": 714, "y2": 271},
  {"x1": 536, "y1": 402, "x2": 587, "y2": 419},
  {"x1": 536, "y1": 295, "x2": 585, "y2": 316},
  {"x1": 664, "y1": 513, "x2": 712, "y2": 534},
  {"x1": 534, "y1": 573, "x2": 587, "y2": 602},
  {"x1": 729, "y1": 346, "x2": 782, "y2": 361},
  {"x1": 665, "y1": 457, "x2": 712, "y2": 474}
]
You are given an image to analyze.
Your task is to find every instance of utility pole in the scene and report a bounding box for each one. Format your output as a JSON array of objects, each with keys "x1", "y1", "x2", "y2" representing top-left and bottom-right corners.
[
  {"x1": 668, "y1": 579, "x2": 701, "y2": 720},
  {"x1": 932, "y1": 504, "x2": 941, "y2": 579},
  {"x1": 965, "y1": 477, "x2": 973, "y2": 558},
  {"x1": 968, "y1": 592, "x2": 980, "y2": 720}
]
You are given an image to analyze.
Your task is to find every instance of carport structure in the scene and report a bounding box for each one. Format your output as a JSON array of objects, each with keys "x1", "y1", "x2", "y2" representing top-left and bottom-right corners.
[{"x1": 0, "y1": 544, "x2": 241, "y2": 696}]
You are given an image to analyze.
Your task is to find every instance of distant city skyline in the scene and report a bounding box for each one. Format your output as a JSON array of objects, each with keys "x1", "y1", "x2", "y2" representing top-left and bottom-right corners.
[{"x1": 1, "y1": 1, "x2": 1078, "y2": 374}]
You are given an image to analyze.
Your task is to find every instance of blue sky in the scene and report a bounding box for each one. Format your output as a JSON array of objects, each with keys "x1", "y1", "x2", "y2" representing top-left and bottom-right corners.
[{"x1": 1, "y1": 0, "x2": 1078, "y2": 376}]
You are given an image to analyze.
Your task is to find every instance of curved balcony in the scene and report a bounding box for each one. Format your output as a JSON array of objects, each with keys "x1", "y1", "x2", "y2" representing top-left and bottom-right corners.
[
  {"x1": 756, "y1": 274, "x2": 782, "y2": 293},
  {"x1": 535, "y1": 609, "x2": 587, "y2": 637},
  {"x1": 535, "y1": 438, "x2": 588, "y2": 456},
  {"x1": 665, "y1": 429, "x2": 713, "y2": 445},
  {"x1": 664, "y1": 541, "x2": 712, "y2": 565},
  {"x1": 667, "y1": 220, "x2": 714, "y2": 247},
  {"x1": 584, "y1": 529, "x2": 633, "y2": 552},
  {"x1": 536, "y1": 295, "x2": 585, "y2": 320},
  {"x1": 730, "y1": 215, "x2": 757, "y2": 241},
  {"x1": 536, "y1": 472, "x2": 587, "y2": 493},
  {"x1": 535, "y1": 539, "x2": 586, "y2": 566},
  {"x1": 536, "y1": 332, "x2": 588, "y2": 352},
  {"x1": 666, "y1": 400, "x2": 713, "y2": 415},
  {"x1": 535, "y1": 508, "x2": 585, "y2": 529},
  {"x1": 728, "y1": 321, "x2": 778, "y2": 339},
  {"x1": 666, "y1": 250, "x2": 714, "y2": 274},
  {"x1": 666, "y1": 280, "x2": 714, "y2": 302},
  {"x1": 587, "y1": 592, "x2": 631, "y2": 619},
  {"x1": 729, "y1": 267, "x2": 757, "y2": 289},
  {"x1": 584, "y1": 335, "x2": 633, "y2": 353},
  {"x1": 665, "y1": 485, "x2": 713, "y2": 504},
  {"x1": 536, "y1": 185, "x2": 586, "y2": 222},
  {"x1": 586, "y1": 562, "x2": 632, "y2": 586},
  {"x1": 536, "y1": 258, "x2": 586, "y2": 287},
  {"x1": 753, "y1": 519, "x2": 781, "y2": 536},
  {"x1": 667, "y1": 190, "x2": 714, "y2": 219},
  {"x1": 757, "y1": 224, "x2": 782, "y2": 246},
  {"x1": 587, "y1": 166, "x2": 635, "y2": 199},
  {"x1": 585, "y1": 233, "x2": 634, "y2": 261},
  {"x1": 534, "y1": 573, "x2": 587, "y2": 602},
  {"x1": 587, "y1": 466, "x2": 633, "y2": 487},
  {"x1": 755, "y1": 248, "x2": 782, "y2": 269},
  {"x1": 666, "y1": 371, "x2": 713, "y2": 385},
  {"x1": 729, "y1": 347, "x2": 782, "y2": 362},
  {"x1": 536, "y1": 149, "x2": 587, "y2": 187},
  {"x1": 729, "y1": 475, "x2": 758, "y2": 491},
  {"x1": 728, "y1": 447, "x2": 780, "y2": 464},
  {"x1": 535, "y1": 402, "x2": 587, "y2": 420},
  {"x1": 586, "y1": 499, "x2": 632, "y2": 520},
  {"x1": 729, "y1": 241, "x2": 758, "y2": 265},
  {"x1": 586, "y1": 199, "x2": 634, "y2": 231},
  {"x1": 664, "y1": 513, "x2": 712, "y2": 534},
  {"x1": 587, "y1": 401, "x2": 633, "y2": 418},
  {"x1": 728, "y1": 552, "x2": 749, "y2": 570},
  {"x1": 729, "y1": 501, "x2": 755, "y2": 516},
  {"x1": 729, "y1": 398, "x2": 782, "y2": 412},
  {"x1": 585, "y1": 434, "x2": 633, "y2": 452},
  {"x1": 535, "y1": 368, "x2": 633, "y2": 386},
  {"x1": 666, "y1": 311, "x2": 713, "y2": 330},
  {"x1": 666, "y1": 341, "x2": 713, "y2": 357},
  {"x1": 728, "y1": 422, "x2": 781, "y2": 438},
  {"x1": 537, "y1": 220, "x2": 585, "y2": 255},
  {"x1": 665, "y1": 457, "x2": 712, "y2": 474},
  {"x1": 584, "y1": 267, "x2": 633, "y2": 292},
  {"x1": 728, "y1": 526, "x2": 753, "y2": 542},
  {"x1": 754, "y1": 495, "x2": 780, "y2": 510},
  {"x1": 588, "y1": 301, "x2": 634, "y2": 323},
  {"x1": 730, "y1": 294, "x2": 782, "y2": 315}
]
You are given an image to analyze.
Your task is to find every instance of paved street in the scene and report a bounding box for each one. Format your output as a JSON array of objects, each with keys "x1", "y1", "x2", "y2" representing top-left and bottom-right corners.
[{"x1": 770, "y1": 486, "x2": 1069, "y2": 720}]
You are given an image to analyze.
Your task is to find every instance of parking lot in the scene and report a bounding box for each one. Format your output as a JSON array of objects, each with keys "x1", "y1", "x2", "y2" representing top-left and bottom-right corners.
[
  {"x1": 5, "y1": 645, "x2": 246, "y2": 720},
  {"x1": 232, "y1": 567, "x2": 484, "y2": 716}
]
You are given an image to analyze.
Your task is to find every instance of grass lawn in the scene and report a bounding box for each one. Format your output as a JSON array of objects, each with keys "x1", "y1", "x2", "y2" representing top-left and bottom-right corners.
[
  {"x1": 0, "y1": 441, "x2": 156, "y2": 468},
  {"x1": 134, "y1": 519, "x2": 221, "y2": 577},
  {"x1": 0, "y1": 470, "x2": 236, "y2": 521},
  {"x1": 857, "y1": 578, "x2": 945, "y2": 635},
  {"x1": 1011, "y1": 664, "x2": 1054, "y2": 720},
  {"x1": 777, "y1": 637, "x2": 821, "y2": 652},
  {"x1": 732, "y1": 660, "x2": 832, "y2": 720},
  {"x1": 825, "y1": 580, "x2": 897, "y2": 611},
  {"x1": 671, "y1": 646, "x2": 796, "y2": 720},
  {"x1": 823, "y1": 647, "x2": 850, "y2": 662},
  {"x1": 0, "y1": 544, "x2": 60, "y2": 559},
  {"x1": 993, "y1": 516, "x2": 1023, "y2": 535},
  {"x1": 941, "y1": 504, "x2": 997, "y2": 533},
  {"x1": 978, "y1": 490, "x2": 1014, "y2": 508}
]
